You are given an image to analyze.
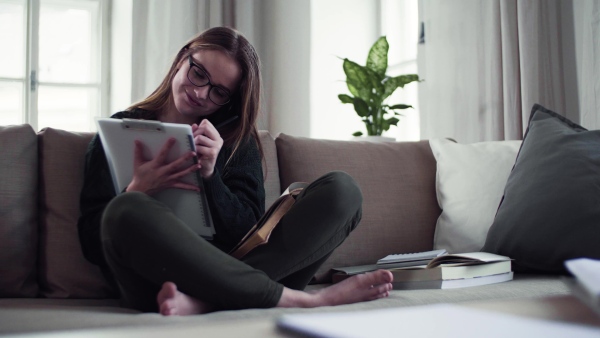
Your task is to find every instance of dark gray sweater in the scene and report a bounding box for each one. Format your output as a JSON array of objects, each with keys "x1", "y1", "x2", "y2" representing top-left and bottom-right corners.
[{"x1": 77, "y1": 110, "x2": 265, "y2": 269}]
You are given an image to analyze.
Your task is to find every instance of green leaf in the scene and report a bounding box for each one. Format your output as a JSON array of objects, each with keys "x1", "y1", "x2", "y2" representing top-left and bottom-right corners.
[
  {"x1": 387, "y1": 104, "x2": 413, "y2": 110},
  {"x1": 338, "y1": 94, "x2": 354, "y2": 104},
  {"x1": 365, "y1": 67, "x2": 385, "y2": 98},
  {"x1": 352, "y1": 97, "x2": 370, "y2": 117},
  {"x1": 383, "y1": 74, "x2": 419, "y2": 100},
  {"x1": 343, "y1": 59, "x2": 373, "y2": 100},
  {"x1": 386, "y1": 117, "x2": 400, "y2": 126},
  {"x1": 381, "y1": 119, "x2": 390, "y2": 132},
  {"x1": 352, "y1": 131, "x2": 363, "y2": 137},
  {"x1": 366, "y1": 36, "x2": 388, "y2": 76}
]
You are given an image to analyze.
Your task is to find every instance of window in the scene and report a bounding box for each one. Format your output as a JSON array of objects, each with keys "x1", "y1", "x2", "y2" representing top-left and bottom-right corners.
[
  {"x1": 380, "y1": 0, "x2": 420, "y2": 141},
  {"x1": 310, "y1": 0, "x2": 419, "y2": 141},
  {"x1": 0, "y1": 0, "x2": 108, "y2": 132}
]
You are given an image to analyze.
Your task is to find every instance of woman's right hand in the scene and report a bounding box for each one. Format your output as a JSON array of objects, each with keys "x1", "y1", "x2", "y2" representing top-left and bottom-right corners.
[{"x1": 126, "y1": 138, "x2": 201, "y2": 195}]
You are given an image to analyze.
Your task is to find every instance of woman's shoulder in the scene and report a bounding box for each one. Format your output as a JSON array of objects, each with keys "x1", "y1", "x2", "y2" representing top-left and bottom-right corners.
[
  {"x1": 219, "y1": 135, "x2": 261, "y2": 165},
  {"x1": 110, "y1": 109, "x2": 157, "y2": 120},
  {"x1": 235, "y1": 134, "x2": 261, "y2": 156}
]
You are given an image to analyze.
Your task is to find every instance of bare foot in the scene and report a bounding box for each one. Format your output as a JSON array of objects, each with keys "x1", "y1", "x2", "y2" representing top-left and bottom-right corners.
[
  {"x1": 156, "y1": 282, "x2": 213, "y2": 316},
  {"x1": 277, "y1": 269, "x2": 393, "y2": 308}
]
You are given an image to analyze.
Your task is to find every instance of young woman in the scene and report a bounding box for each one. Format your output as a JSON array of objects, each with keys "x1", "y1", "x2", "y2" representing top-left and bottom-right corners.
[{"x1": 78, "y1": 27, "x2": 392, "y2": 315}]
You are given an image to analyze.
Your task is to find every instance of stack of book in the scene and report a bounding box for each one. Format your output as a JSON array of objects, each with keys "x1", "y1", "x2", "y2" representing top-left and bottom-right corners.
[{"x1": 332, "y1": 250, "x2": 513, "y2": 289}]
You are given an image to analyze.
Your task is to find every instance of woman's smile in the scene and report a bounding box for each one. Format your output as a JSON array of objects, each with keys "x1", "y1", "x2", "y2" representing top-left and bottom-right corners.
[{"x1": 185, "y1": 89, "x2": 204, "y2": 107}]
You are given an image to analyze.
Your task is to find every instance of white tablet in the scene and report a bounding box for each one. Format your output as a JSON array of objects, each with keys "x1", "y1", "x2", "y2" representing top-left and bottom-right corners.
[{"x1": 96, "y1": 118, "x2": 215, "y2": 239}]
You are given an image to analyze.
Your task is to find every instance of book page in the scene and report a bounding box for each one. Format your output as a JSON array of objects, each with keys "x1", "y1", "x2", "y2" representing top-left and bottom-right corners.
[{"x1": 427, "y1": 252, "x2": 511, "y2": 268}]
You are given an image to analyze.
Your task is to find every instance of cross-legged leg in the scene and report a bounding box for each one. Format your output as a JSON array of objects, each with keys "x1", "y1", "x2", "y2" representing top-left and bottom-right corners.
[
  {"x1": 101, "y1": 192, "x2": 283, "y2": 312},
  {"x1": 102, "y1": 172, "x2": 392, "y2": 315}
]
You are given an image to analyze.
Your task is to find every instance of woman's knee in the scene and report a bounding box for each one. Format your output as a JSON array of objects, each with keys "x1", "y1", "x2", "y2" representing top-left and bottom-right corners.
[
  {"x1": 313, "y1": 171, "x2": 363, "y2": 216},
  {"x1": 101, "y1": 192, "x2": 152, "y2": 240},
  {"x1": 324, "y1": 171, "x2": 362, "y2": 204}
]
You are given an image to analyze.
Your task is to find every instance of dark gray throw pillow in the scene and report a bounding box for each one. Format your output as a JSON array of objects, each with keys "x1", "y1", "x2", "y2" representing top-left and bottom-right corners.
[{"x1": 482, "y1": 104, "x2": 600, "y2": 274}]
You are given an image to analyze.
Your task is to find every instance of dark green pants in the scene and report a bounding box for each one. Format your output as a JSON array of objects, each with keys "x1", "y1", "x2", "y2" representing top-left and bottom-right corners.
[{"x1": 101, "y1": 171, "x2": 362, "y2": 312}]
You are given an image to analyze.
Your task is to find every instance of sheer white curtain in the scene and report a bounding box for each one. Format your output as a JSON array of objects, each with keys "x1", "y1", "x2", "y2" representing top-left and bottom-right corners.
[
  {"x1": 111, "y1": 0, "x2": 248, "y2": 114},
  {"x1": 418, "y1": 0, "x2": 598, "y2": 142},
  {"x1": 575, "y1": 0, "x2": 600, "y2": 129}
]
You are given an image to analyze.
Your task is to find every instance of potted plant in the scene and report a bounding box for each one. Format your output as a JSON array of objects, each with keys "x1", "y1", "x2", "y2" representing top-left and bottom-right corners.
[{"x1": 338, "y1": 36, "x2": 419, "y2": 139}]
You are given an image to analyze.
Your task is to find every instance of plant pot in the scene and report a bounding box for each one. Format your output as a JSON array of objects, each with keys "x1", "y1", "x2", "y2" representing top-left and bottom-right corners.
[{"x1": 354, "y1": 136, "x2": 396, "y2": 143}]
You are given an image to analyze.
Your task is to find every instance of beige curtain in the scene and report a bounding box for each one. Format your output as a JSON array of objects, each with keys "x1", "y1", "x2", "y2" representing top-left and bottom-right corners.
[
  {"x1": 418, "y1": 0, "x2": 597, "y2": 142},
  {"x1": 576, "y1": 0, "x2": 600, "y2": 129}
]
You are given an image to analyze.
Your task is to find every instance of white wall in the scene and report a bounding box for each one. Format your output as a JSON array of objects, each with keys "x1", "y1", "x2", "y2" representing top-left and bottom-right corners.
[
  {"x1": 109, "y1": 0, "x2": 132, "y2": 114},
  {"x1": 256, "y1": 0, "x2": 311, "y2": 137},
  {"x1": 310, "y1": 0, "x2": 379, "y2": 140}
]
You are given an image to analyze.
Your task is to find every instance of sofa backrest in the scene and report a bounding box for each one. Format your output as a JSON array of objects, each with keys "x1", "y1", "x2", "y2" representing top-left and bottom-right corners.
[
  {"x1": 37, "y1": 128, "x2": 111, "y2": 298},
  {"x1": 259, "y1": 131, "x2": 281, "y2": 208},
  {"x1": 0, "y1": 125, "x2": 39, "y2": 297},
  {"x1": 276, "y1": 134, "x2": 441, "y2": 282}
]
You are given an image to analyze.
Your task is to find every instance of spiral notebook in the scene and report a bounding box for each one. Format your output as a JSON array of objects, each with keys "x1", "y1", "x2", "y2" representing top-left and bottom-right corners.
[{"x1": 96, "y1": 118, "x2": 215, "y2": 239}]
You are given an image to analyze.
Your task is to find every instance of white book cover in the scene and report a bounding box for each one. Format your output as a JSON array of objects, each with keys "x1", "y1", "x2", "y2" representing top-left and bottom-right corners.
[{"x1": 277, "y1": 303, "x2": 600, "y2": 338}]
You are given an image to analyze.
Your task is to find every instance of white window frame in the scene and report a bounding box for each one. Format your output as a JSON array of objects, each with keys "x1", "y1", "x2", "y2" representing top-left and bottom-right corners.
[
  {"x1": 378, "y1": 0, "x2": 420, "y2": 141},
  {"x1": 1, "y1": 0, "x2": 110, "y2": 131}
]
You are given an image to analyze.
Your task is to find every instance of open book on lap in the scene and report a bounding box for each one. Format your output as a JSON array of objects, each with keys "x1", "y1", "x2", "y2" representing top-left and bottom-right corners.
[{"x1": 228, "y1": 182, "x2": 308, "y2": 259}]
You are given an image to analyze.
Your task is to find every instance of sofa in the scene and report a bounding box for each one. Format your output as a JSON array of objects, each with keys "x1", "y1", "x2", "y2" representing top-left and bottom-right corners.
[{"x1": 0, "y1": 123, "x2": 570, "y2": 336}]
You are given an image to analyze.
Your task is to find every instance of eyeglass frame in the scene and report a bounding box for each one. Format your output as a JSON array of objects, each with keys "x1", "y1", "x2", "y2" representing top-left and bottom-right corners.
[{"x1": 186, "y1": 56, "x2": 232, "y2": 106}]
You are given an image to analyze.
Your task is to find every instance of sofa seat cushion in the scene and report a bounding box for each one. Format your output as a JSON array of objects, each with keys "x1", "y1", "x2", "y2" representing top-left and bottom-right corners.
[
  {"x1": 0, "y1": 124, "x2": 39, "y2": 297},
  {"x1": 275, "y1": 134, "x2": 441, "y2": 281},
  {"x1": 0, "y1": 274, "x2": 569, "y2": 335}
]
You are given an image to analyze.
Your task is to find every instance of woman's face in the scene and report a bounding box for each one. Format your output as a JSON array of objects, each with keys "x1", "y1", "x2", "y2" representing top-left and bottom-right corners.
[{"x1": 171, "y1": 49, "x2": 242, "y2": 121}]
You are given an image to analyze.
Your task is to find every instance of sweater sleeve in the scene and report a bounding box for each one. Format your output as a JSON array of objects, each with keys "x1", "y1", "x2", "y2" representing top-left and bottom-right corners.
[
  {"x1": 77, "y1": 133, "x2": 117, "y2": 268},
  {"x1": 202, "y1": 137, "x2": 266, "y2": 250},
  {"x1": 77, "y1": 111, "x2": 138, "y2": 267}
]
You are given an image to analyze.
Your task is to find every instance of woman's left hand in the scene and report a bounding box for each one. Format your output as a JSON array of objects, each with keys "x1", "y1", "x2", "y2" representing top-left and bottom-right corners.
[{"x1": 192, "y1": 119, "x2": 223, "y2": 179}]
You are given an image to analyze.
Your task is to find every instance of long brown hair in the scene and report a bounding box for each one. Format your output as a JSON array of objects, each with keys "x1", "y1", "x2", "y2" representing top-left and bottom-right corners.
[{"x1": 128, "y1": 27, "x2": 263, "y2": 165}]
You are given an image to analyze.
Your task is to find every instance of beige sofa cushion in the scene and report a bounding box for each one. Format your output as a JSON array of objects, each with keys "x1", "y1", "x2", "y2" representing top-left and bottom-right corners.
[
  {"x1": 38, "y1": 128, "x2": 114, "y2": 298},
  {"x1": 0, "y1": 125, "x2": 39, "y2": 297},
  {"x1": 258, "y1": 131, "x2": 281, "y2": 208},
  {"x1": 275, "y1": 134, "x2": 441, "y2": 281}
]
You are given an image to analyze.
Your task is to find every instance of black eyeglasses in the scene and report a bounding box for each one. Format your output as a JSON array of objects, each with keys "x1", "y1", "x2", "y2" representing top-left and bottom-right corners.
[{"x1": 187, "y1": 56, "x2": 232, "y2": 106}]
